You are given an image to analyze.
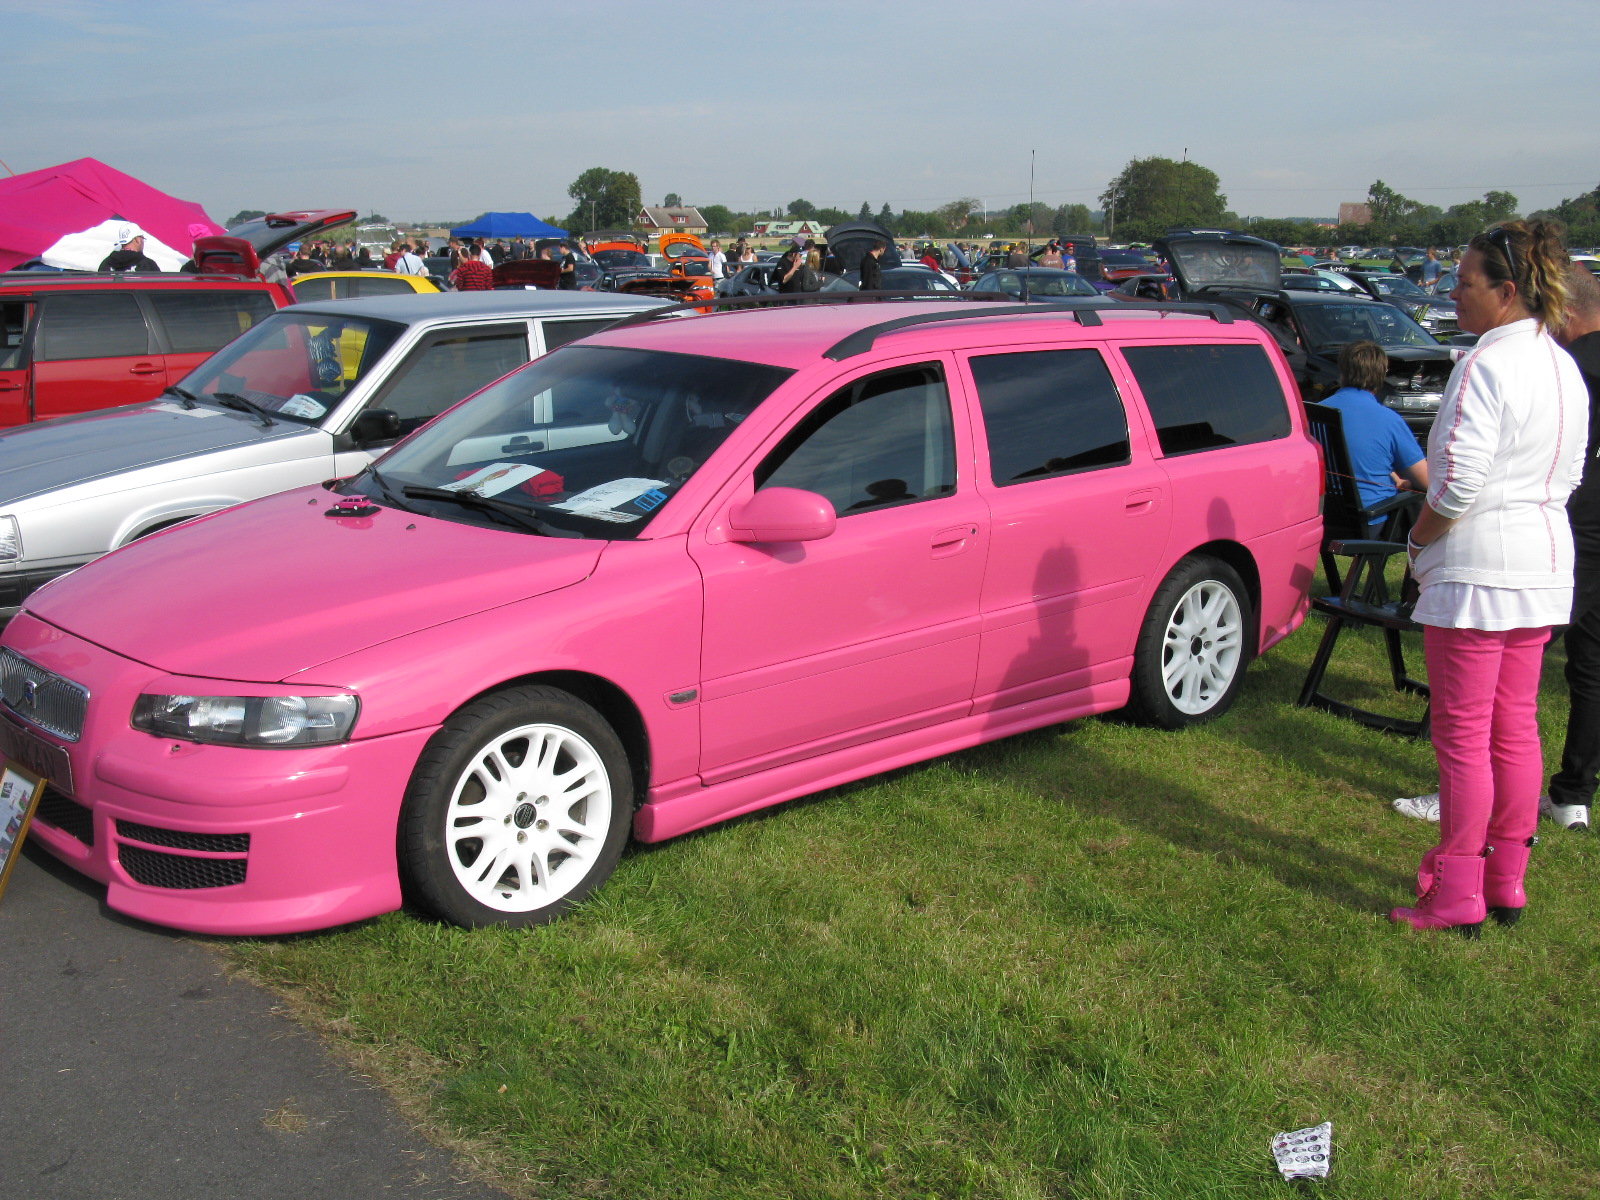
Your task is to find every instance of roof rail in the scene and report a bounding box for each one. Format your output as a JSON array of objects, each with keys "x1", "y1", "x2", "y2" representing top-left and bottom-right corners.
[{"x1": 594, "y1": 291, "x2": 1237, "y2": 357}]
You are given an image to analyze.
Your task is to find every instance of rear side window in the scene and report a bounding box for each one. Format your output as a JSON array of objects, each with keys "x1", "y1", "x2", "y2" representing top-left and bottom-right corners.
[
  {"x1": 36, "y1": 293, "x2": 151, "y2": 360},
  {"x1": 755, "y1": 363, "x2": 955, "y2": 514},
  {"x1": 542, "y1": 318, "x2": 618, "y2": 351},
  {"x1": 292, "y1": 278, "x2": 335, "y2": 303},
  {"x1": 969, "y1": 349, "x2": 1129, "y2": 484},
  {"x1": 346, "y1": 276, "x2": 417, "y2": 298},
  {"x1": 1121, "y1": 343, "x2": 1289, "y2": 456},
  {"x1": 148, "y1": 291, "x2": 277, "y2": 354}
]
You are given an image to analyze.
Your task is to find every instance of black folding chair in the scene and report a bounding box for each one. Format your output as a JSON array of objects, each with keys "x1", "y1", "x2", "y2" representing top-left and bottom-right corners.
[
  {"x1": 1303, "y1": 402, "x2": 1422, "y2": 596},
  {"x1": 1296, "y1": 536, "x2": 1431, "y2": 738}
]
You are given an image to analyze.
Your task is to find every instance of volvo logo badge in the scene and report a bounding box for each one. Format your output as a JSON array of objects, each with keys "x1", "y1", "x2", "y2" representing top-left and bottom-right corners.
[{"x1": 21, "y1": 679, "x2": 38, "y2": 709}]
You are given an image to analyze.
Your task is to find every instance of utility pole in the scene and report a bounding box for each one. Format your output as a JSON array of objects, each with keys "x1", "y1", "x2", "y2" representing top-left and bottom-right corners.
[{"x1": 1027, "y1": 149, "x2": 1036, "y2": 253}]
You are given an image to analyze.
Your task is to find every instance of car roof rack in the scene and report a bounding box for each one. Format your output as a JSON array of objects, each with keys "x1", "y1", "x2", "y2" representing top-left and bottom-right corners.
[{"x1": 598, "y1": 292, "x2": 1236, "y2": 359}]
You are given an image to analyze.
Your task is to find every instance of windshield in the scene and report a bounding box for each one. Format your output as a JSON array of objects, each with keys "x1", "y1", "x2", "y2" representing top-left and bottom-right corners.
[
  {"x1": 1099, "y1": 250, "x2": 1153, "y2": 266},
  {"x1": 364, "y1": 345, "x2": 794, "y2": 538},
  {"x1": 1367, "y1": 274, "x2": 1427, "y2": 298},
  {"x1": 177, "y1": 311, "x2": 406, "y2": 423},
  {"x1": 881, "y1": 269, "x2": 957, "y2": 292},
  {"x1": 593, "y1": 249, "x2": 651, "y2": 269},
  {"x1": 1295, "y1": 302, "x2": 1440, "y2": 351}
]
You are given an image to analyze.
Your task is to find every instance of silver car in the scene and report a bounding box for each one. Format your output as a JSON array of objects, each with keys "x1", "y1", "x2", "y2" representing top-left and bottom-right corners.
[{"x1": 0, "y1": 290, "x2": 665, "y2": 617}]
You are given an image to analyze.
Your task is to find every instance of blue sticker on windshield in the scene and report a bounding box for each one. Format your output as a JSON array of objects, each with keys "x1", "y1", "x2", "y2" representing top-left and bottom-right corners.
[{"x1": 632, "y1": 488, "x2": 668, "y2": 512}]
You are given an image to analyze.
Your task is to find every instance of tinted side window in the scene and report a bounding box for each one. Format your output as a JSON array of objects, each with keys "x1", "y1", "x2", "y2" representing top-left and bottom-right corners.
[
  {"x1": 542, "y1": 318, "x2": 619, "y2": 352},
  {"x1": 0, "y1": 301, "x2": 29, "y2": 370},
  {"x1": 147, "y1": 291, "x2": 277, "y2": 354},
  {"x1": 377, "y1": 328, "x2": 529, "y2": 434},
  {"x1": 1121, "y1": 343, "x2": 1290, "y2": 456},
  {"x1": 36, "y1": 293, "x2": 150, "y2": 360},
  {"x1": 755, "y1": 363, "x2": 955, "y2": 514},
  {"x1": 970, "y1": 349, "x2": 1129, "y2": 484},
  {"x1": 346, "y1": 276, "x2": 417, "y2": 298},
  {"x1": 292, "y1": 278, "x2": 335, "y2": 303}
]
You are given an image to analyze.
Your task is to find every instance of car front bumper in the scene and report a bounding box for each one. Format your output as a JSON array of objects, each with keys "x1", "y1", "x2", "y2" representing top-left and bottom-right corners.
[{"x1": 2, "y1": 612, "x2": 435, "y2": 935}]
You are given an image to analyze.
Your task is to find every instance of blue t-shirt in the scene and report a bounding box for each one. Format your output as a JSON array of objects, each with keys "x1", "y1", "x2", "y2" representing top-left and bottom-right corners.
[{"x1": 1320, "y1": 386, "x2": 1424, "y2": 511}]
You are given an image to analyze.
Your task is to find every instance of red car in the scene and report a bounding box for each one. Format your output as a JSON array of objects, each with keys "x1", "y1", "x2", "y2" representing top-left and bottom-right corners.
[{"x1": 0, "y1": 273, "x2": 294, "y2": 426}]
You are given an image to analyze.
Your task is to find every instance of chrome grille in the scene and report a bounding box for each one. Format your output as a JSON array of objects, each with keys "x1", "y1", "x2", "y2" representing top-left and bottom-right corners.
[{"x1": 0, "y1": 647, "x2": 89, "y2": 742}]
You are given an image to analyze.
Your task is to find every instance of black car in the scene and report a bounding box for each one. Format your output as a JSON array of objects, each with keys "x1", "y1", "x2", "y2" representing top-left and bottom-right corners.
[
  {"x1": 1232, "y1": 291, "x2": 1454, "y2": 434},
  {"x1": 1339, "y1": 270, "x2": 1458, "y2": 338}
]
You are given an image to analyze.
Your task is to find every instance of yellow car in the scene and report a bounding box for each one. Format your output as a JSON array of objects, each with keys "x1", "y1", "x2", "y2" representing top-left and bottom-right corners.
[{"x1": 289, "y1": 271, "x2": 440, "y2": 302}]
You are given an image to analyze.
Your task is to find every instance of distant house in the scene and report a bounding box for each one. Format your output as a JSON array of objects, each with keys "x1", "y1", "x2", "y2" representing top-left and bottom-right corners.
[
  {"x1": 748, "y1": 219, "x2": 826, "y2": 239},
  {"x1": 637, "y1": 206, "x2": 708, "y2": 236}
]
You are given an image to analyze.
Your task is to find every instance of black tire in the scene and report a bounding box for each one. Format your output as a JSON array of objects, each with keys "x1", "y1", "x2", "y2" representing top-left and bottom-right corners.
[
  {"x1": 399, "y1": 685, "x2": 633, "y2": 928},
  {"x1": 1126, "y1": 555, "x2": 1252, "y2": 730}
]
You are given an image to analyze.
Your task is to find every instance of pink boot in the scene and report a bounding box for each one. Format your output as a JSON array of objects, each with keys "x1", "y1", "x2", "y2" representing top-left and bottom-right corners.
[
  {"x1": 1483, "y1": 837, "x2": 1537, "y2": 927},
  {"x1": 1390, "y1": 851, "x2": 1486, "y2": 938}
]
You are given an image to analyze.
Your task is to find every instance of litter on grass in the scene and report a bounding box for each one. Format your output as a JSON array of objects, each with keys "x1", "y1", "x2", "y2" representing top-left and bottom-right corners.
[{"x1": 1272, "y1": 1121, "x2": 1332, "y2": 1180}]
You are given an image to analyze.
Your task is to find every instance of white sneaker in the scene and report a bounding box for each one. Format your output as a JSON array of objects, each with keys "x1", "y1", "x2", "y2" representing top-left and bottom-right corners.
[
  {"x1": 1392, "y1": 792, "x2": 1440, "y2": 821},
  {"x1": 1539, "y1": 795, "x2": 1590, "y2": 831}
]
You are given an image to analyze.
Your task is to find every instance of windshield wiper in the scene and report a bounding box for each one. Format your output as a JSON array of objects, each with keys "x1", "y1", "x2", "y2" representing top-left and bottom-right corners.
[
  {"x1": 364, "y1": 467, "x2": 417, "y2": 513},
  {"x1": 402, "y1": 485, "x2": 566, "y2": 537},
  {"x1": 210, "y1": 391, "x2": 277, "y2": 427},
  {"x1": 161, "y1": 385, "x2": 199, "y2": 409}
]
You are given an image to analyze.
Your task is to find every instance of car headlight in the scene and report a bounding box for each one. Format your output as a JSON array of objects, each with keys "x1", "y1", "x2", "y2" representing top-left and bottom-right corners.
[
  {"x1": 132, "y1": 693, "x2": 359, "y2": 746},
  {"x1": 0, "y1": 516, "x2": 20, "y2": 562}
]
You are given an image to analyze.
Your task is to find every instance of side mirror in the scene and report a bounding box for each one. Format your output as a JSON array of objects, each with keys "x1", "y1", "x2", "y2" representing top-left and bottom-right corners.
[
  {"x1": 350, "y1": 408, "x2": 402, "y2": 445},
  {"x1": 726, "y1": 487, "x2": 836, "y2": 543}
]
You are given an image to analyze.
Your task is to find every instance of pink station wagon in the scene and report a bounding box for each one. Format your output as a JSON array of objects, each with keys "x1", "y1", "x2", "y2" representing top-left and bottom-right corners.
[{"x1": 0, "y1": 299, "x2": 1323, "y2": 934}]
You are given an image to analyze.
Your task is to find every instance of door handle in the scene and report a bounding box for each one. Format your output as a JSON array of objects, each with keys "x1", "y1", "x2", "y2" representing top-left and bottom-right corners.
[
  {"x1": 129, "y1": 363, "x2": 164, "y2": 375},
  {"x1": 1124, "y1": 488, "x2": 1160, "y2": 513},
  {"x1": 0, "y1": 381, "x2": 20, "y2": 392},
  {"x1": 930, "y1": 525, "x2": 978, "y2": 557}
]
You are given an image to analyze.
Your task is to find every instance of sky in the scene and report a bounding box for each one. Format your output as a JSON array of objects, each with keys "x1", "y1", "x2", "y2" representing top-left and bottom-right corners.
[{"x1": 3, "y1": 0, "x2": 1597, "y2": 227}]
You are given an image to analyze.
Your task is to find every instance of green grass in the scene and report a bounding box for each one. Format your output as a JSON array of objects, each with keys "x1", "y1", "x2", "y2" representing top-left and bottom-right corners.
[{"x1": 225, "y1": 606, "x2": 1600, "y2": 1199}]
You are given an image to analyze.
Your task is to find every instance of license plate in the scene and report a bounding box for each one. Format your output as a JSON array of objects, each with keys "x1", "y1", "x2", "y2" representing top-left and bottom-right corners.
[{"x1": 0, "y1": 713, "x2": 72, "y2": 794}]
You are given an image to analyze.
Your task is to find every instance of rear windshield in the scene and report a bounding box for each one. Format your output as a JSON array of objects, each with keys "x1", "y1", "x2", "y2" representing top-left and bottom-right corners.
[
  {"x1": 176, "y1": 310, "x2": 405, "y2": 423},
  {"x1": 363, "y1": 345, "x2": 793, "y2": 539}
]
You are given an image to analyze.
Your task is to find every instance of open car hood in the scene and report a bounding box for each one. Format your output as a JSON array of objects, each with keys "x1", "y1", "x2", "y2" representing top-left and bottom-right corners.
[
  {"x1": 1156, "y1": 231, "x2": 1281, "y2": 293},
  {"x1": 658, "y1": 232, "x2": 706, "y2": 259},
  {"x1": 194, "y1": 209, "x2": 358, "y2": 277},
  {"x1": 823, "y1": 220, "x2": 902, "y2": 271},
  {"x1": 27, "y1": 487, "x2": 604, "y2": 682}
]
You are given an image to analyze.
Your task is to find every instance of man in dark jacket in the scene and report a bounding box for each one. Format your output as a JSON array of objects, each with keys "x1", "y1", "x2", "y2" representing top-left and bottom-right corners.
[
  {"x1": 97, "y1": 228, "x2": 160, "y2": 272},
  {"x1": 859, "y1": 239, "x2": 884, "y2": 290}
]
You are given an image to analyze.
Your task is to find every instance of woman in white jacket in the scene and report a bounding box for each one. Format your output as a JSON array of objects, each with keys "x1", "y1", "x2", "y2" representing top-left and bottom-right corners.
[{"x1": 1392, "y1": 220, "x2": 1586, "y2": 936}]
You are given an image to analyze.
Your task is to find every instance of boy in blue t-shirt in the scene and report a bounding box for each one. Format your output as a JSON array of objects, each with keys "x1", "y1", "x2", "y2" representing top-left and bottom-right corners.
[{"x1": 1320, "y1": 340, "x2": 1427, "y2": 526}]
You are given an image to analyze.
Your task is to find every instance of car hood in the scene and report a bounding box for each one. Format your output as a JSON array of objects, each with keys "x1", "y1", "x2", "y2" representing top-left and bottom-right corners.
[
  {"x1": 0, "y1": 403, "x2": 311, "y2": 505},
  {"x1": 1157, "y1": 233, "x2": 1282, "y2": 293},
  {"x1": 26, "y1": 486, "x2": 604, "y2": 682}
]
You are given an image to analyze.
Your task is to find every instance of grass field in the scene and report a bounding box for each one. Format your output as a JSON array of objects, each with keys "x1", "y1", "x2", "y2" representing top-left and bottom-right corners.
[{"x1": 226, "y1": 605, "x2": 1600, "y2": 1199}]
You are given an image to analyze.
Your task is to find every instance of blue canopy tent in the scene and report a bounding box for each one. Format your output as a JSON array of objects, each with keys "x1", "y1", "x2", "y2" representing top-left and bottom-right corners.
[{"x1": 450, "y1": 212, "x2": 568, "y2": 239}]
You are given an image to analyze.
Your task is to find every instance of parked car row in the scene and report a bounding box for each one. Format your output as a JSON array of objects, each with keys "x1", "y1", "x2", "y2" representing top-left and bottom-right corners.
[{"x1": 0, "y1": 286, "x2": 1324, "y2": 937}]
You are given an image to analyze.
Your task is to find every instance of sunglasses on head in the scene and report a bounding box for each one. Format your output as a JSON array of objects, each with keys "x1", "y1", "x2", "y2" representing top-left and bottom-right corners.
[{"x1": 1487, "y1": 226, "x2": 1519, "y2": 281}]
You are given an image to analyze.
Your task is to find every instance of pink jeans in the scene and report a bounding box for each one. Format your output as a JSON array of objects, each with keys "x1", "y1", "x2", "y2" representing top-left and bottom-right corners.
[{"x1": 1425, "y1": 624, "x2": 1551, "y2": 855}]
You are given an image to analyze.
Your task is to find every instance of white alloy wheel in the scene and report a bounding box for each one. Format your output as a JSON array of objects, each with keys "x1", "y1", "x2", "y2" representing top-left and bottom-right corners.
[
  {"x1": 1159, "y1": 579, "x2": 1244, "y2": 715},
  {"x1": 444, "y1": 721, "x2": 615, "y2": 912}
]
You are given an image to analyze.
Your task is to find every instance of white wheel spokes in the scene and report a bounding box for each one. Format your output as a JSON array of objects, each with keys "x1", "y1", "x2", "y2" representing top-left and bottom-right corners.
[
  {"x1": 1161, "y1": 580, "x2": 1243, "y2": 715},
  {"x1": 446, "y1": 722, "x2": 613, "y2": 911}
]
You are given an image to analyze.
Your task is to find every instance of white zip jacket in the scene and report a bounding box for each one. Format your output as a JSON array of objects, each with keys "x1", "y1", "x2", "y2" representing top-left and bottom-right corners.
[{"x1": 1414, "y1": 318, "x2": 1589, "y2": 591}]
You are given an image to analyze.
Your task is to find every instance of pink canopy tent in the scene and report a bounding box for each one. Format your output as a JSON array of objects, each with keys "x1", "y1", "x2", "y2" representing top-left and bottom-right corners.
[{"x1": 0, "y1": 157, "x2": 223, "y2": 272}]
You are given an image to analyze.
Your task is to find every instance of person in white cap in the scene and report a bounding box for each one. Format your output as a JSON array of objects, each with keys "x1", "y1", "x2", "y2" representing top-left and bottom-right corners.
[{"x1": 98, "y1": 226, "x2": 160, "y2": 273}]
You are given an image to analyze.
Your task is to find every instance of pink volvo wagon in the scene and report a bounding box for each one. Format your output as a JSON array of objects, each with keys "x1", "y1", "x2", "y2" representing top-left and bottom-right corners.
[{"x1": 0, "y1": 298, "x2": 1323, "y2": 934}]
